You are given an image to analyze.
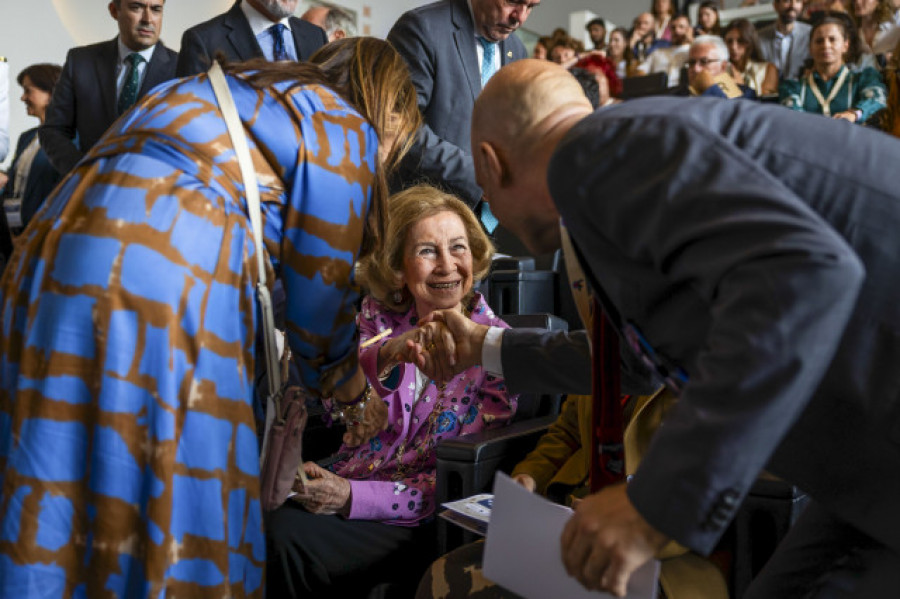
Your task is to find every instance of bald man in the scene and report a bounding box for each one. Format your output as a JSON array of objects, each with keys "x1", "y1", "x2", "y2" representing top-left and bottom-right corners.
[{"x1": 466, "y1": 60, "x2": 900, "y2": 597}]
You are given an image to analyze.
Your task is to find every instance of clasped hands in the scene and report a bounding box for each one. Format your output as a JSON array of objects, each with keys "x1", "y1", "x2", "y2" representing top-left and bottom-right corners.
[{"x1": 377, "y1": 308, "x2": 488, "y2": 384}]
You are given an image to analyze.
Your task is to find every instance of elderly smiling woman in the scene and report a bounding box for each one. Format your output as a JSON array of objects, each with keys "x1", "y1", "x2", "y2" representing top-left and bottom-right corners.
[{"x1": 266, "y1": 185, "x2": 518, "y2": 597}]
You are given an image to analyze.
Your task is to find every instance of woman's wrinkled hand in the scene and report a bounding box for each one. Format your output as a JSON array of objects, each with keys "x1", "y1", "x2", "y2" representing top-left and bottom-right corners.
[{"x1": 293, "y1": 461, "x2": 352, "y2": 516}]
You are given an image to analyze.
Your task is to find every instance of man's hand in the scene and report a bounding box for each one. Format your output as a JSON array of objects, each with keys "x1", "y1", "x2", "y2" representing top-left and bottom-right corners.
[
  {"x1": 293, "y1": 462, "x2": 351, "y2": 516},
  {"x1": 560, "y1": 484, "x2": 669, "y2": 597},
  {"x1": 342, "y1": 390, "x2": 388, "y2": 447},
  {"x1": 417, "y1": 308, "x2": 489, "y2": 382}
]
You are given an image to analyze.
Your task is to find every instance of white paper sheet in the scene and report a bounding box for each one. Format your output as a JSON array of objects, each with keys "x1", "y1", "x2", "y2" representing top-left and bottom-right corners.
[{"x1": 483, "y1": 472, "x2": 659, "y2": 599}]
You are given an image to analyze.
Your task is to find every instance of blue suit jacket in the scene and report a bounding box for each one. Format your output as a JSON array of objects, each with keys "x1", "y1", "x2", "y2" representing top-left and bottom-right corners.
[
  {"x1": 387, "y1": 0, "x2": 527, "y2": 208},
  {"x1": 549, "y1": 97, "x2": 900, "y2": 556},
  {"x1": 175, "y1": 0, "x2": 327, "y2": 77},
  {"x1": 39, "y1": 38, "x2": 178, "y2": 175}
]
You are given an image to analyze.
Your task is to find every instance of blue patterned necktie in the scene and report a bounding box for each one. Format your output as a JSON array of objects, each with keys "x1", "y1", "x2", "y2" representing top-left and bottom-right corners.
[
  {"x1": 270, "y1": 23, "x2": 289, "y2": 61},
  {"x1": 478, "y1": 37, "x2": 498, "y2": 89},
  {"x1": 478, "y1": 38, "x2": 500, "y2": 234},
  {"x1": 117, "y1": 53, "x2": 145, "y2": 115}
]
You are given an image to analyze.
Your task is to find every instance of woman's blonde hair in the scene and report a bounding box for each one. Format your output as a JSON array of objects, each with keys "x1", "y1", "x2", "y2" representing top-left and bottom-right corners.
[{"x1": 357, "y1": 185, "x2": 494, "y2": 313}]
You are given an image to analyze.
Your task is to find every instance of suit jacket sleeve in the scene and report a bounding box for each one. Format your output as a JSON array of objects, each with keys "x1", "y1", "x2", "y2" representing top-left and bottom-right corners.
[
  {"x1": 550, "y1": 109, "x2": 865, "y2": 554},
  {"x1": 500, "y1": 329, "x2": 592, "y2": 394},
  {"x1": 387, "y1": 15, "x2": 483, "y2": 208},
  {"x1": 39, "y1": 48, "x2": 83, "y2": 175},
  {"x1": 176, "y1": 27, "x2": 213, "y2": 78}
]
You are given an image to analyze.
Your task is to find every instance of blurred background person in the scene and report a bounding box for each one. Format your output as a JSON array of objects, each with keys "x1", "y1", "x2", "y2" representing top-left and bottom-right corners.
[
  {"x1": 780, "y1": 14, "x2": 887, "y2": 123},
  {"x1": 586, "y1": 17, "x2": 608, "y2": 51},
  {"x1": 849, "y1": 0, "x2": 900, "y2": 57},
  {"x1": 652, "y1": 0, "x2": 677, "y2": 41},
  {"x1": 548, "y1": 36, "x2": 582, "y2": 65},
  {"x1": 0, "y1": 63, "x2": 62, "y2": 264},
  {"x1": 0, "y1": 58, "x2": 8, "y2": 163},
  {"x1": 637, "y1": 13, "x2": 694, "y2": 88},
  {"x1": 608, "y1": 26, "x2": 637, "y2": 80},
  {"x1": 630, "y1": 12, "x2": 667, "y2": 63},
  {"x1": 300, "y1": 5, "x2": 356, "y2": 42},
  {"x1": 533, "y1": 35, "x2": 553, "y2": 59},
  {"x1": 695, "y1": 0, "x2": 723, "y2": 36},
  {"x1": 724, "y1": 18, "x2": 780, "y2": 95}
]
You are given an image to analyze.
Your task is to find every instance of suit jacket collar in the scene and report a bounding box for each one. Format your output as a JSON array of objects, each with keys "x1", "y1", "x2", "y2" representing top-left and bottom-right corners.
[
  {"x1": 97, "y1": 38, "x2": 120, "y2": 129},
  {"x1": 451, "y1": 0, "x2": 482, "y2": 100},
  {"x1": 225, "y1": 1, "x2": 265, "y2": 61},
  {"x1": 139, "y1": 40, "x2": 174, "y2": 97}
]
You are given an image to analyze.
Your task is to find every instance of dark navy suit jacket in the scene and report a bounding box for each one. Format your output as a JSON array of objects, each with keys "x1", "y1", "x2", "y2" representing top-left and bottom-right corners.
[
  {"x1": 545, "y1": 96, "x2": 900, "y2": 556},
  {"x1": 39, "y1": 38, "x2": 178, "y2": 175},
  {"x1": 175, "y1": 0, "x2": 327, "y2": 77}
]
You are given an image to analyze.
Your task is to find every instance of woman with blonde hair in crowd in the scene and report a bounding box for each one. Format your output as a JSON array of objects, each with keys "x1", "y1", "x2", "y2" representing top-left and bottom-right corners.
[
  {"x1": 724, "y1": 18, "x2": 780, "y2": 95},
  {"x1": 780, "y1": 13, "x2": 887, "y2": 123},
  {"x1": 266, "y1": 184, "x2": 518, "y2": 597},
  {"x1": 0, "y1": 37, "x2": 419, "y2": 598}
]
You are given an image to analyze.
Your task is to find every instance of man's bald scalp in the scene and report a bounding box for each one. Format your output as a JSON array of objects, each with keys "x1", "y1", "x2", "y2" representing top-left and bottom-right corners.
[{"x1": 472, "y1": 59, "x2": 592, "y2": 156}]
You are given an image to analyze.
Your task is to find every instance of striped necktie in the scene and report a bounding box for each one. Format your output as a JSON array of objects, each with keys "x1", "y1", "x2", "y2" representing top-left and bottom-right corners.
[{"x1": 117, "y1": 53, "x2": 145, "y2": 115}]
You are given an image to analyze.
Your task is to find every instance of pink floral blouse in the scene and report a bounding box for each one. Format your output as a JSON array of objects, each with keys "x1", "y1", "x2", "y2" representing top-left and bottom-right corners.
[{"x1": 334, "y1": 293, "x2": 518, "y2": 526}]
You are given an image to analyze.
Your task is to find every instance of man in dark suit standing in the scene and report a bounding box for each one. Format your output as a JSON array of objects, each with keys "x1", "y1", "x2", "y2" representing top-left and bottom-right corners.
[
  {"x1": 39, "y1": 0, "x2": 177, "y2": 175},
  {"x1": 469, "y1": 59, "x2": 900, "y2": 597},
  {"x1": 176, "y1": 0, "x2": 327, "y2": 78},
  {"x1": 387, "y1": 0, "x2": 537, "y2": 236}
]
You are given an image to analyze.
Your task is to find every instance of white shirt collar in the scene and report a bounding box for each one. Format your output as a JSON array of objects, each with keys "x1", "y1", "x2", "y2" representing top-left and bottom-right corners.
[
  {"x1": 241, "y1": 1, "x2": 292, "y2": 37},
  {"x1": 117, "y1": 37, "x2": 156, "y2": 65}
]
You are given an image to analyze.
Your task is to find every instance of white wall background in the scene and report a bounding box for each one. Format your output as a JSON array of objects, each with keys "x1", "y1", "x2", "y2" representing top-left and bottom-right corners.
[{"x1": 0, "y1": 0, "x2": 749, "y2": 167}]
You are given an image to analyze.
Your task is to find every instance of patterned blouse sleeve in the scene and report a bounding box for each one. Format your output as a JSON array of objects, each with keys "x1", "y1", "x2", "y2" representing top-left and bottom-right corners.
[
  {"x1": 347, "y1": 473, "x2": 436, "y2": 524},
  {"x1": 281, "y1": 99, "x2": 379, "y2": 397},
  {"x1": 854, "y1": 67, "x2": 888, "y2": 123},
  {"x1": 357, "y1": 296, "x2": 404, "y2": 397}
]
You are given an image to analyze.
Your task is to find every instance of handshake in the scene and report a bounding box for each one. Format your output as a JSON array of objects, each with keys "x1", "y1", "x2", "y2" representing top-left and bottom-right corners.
[{"x1": 375, "y1": 308, "x2": 491, "y2": 384}]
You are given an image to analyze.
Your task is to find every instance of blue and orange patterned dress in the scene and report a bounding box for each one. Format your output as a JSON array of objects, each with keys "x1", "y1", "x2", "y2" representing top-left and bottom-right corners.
[{"x1": 0, "y1": 70, "x2": 378, "y2": 597}]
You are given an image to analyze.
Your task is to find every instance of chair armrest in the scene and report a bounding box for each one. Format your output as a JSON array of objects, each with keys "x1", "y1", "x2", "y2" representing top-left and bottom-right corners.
[{"x1": 435, "y1": 415, "x2": 557, "y2": 464}]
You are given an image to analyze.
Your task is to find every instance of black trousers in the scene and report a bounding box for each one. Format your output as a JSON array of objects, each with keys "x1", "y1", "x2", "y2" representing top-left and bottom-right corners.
[
  {"x1": 744, "y1": 501, "x2": 900, "y2": 598},
  {"x1": 265, "y1": 501, "x2": 438, "y2": 598}
]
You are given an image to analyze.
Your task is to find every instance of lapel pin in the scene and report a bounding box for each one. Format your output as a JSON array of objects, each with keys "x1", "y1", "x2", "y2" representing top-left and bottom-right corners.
[{"x1": 506, "y1": 51, "x2": 513, "y2": 58}]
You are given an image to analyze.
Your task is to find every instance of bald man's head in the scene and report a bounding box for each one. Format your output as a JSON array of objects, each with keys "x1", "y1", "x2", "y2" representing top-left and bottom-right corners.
[
  {"x1": 473, "y1": 59, "x2": 591, "y2": 160},
  {"x1": 472, "y1": 59, "x2": 592, "y2": 254}
]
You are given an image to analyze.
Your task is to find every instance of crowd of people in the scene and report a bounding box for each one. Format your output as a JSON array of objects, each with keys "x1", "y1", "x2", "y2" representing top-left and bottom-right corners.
[
  {"x1": 1, "y1": 0, "x2": 900, "y2": 598},
  {"x1": 528, "y1": 0, "x2": 900, "y2": 124}
]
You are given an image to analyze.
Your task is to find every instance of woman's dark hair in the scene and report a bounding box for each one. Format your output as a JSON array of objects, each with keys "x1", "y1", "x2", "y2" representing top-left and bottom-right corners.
[
  {"x1": 609, "y1": 27, "x2": 635, "y2": 62},
  {"x1": 17, "y1": 63, "x2": 62, "y2": 94},
  {"x1": 809, "y1": 12, "x2": 862, "y2": 65},
  {"x1": 697, "y1": 1, "x2": 722, "y2": 35},
  {"x1": 723, "y1": 18, "x2": 765, "y2": 63}
]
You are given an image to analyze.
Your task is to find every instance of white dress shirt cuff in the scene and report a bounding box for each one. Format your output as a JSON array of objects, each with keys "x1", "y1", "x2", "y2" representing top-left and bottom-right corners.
[{"x1": 482, "y1": 326, "x2": 505, "y2": 377}]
